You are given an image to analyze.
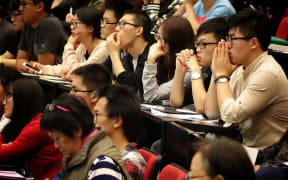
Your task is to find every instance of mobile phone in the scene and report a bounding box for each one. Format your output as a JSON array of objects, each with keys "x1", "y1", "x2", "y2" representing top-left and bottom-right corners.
[{"x1": 23, "y1": 62, "x2": 42, "y2": 74}]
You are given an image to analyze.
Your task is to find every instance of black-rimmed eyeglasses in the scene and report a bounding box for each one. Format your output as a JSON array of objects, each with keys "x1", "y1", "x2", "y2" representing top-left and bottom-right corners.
[
  {"x1": 70, "y1": 87, "x2": 94, "y2": 93},
  {"x1": 101, "y1": 19, "x2": 117, "y2": 27},
  {"x1": 117, "y1": 21, "x2": 140, "y2": 29},
  {"x1": 194, "y1": 41, "x2": 218, "y2": 49},
  {"x1": 226, "y1": 35, "x2": 253, "y2": 46}
]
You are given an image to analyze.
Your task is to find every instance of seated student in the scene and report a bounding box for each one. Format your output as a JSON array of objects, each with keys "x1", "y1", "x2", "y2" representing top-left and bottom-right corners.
[
  {"x1": 205, "y1": 8, "x2": 288, "y2": 149},
  {"x1": 70, "y1": 64, "x2": 112, "y2": 112},
  {"x1": 170, "y1": 18, "x2": 228, "y2": 113},
  {"x1": 142, "y1": 16, "x2": 194, "y2": 103},
  {"x1": 94, "y1": 85, "x2": 146, "y2": 179},
  {"x1": 32, "y1": 7, "x2": 108, "y2": 78},
  {"x1": 17, "y1": 0, "x2": 67, "y2": 72},
  {"x1": 0, "y1": 0, "x2": 24, "y2": 68},
  {"x1": 188, "y1": 137, "x2": 255, "y2": 180},
  {"x1": 40, "y1": 94, "x2": 131, "y2": 180},
  {"x1": 0, "y1": 0, "x2": 17, "y2": 55},
  {"x1": 0, "y1": 66, "x2": 22, "y2": 119},
  {"x1": 184, "y1": 0, "x2": 235, "y2": 33},
  {"x1": 106, "y1": 9, "x2": 152, "y2": 98},
  {"x1": 0, "y1": 78, "x2": 62, "y2": 180}
]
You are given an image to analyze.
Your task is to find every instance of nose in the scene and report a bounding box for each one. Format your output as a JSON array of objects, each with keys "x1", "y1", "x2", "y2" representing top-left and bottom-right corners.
[{"x1": 54, "y1": 141, "x2": 59, "y2": 149}]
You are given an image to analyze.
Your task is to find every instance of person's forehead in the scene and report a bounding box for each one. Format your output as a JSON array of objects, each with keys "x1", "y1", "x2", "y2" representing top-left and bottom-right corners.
[
  {"x1": 120, "y1": 14, "x2": 135, "y2": 22},
  {"x1": 94, "y1": 97, "x2": 107, "y2": 111},
  {"x1": 104, "y1": 9, "x2": 117, "y2": 20},
  {"x1": 71, "y1": 75, "x2": 86, "y2": 88},
  {"x1": 197, "y1": 33, "x2": 216, "y2": 41},
  {"x1": 229, "y1": 27, "x2": 243, "y2": 36}
]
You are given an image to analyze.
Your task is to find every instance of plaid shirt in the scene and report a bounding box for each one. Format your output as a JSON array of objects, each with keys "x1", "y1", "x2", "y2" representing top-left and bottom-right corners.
[{"x1": 121, "y1": 143, "x2": 146, "y2": 180}]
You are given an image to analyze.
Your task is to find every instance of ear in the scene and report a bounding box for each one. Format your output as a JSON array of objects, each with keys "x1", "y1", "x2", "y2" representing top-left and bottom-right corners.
[
  {"x1": 113, "y1": 117, "x2": 123, "y2": 129},
  {"x1": 91, "y1": 91, "x2": 99, "y2": 104},
  {"x1": 136, "y1": 26, "x2": 144, "y2": 37},
  {"x1": 250, "y1": 37, "x2": 259, "y2": 51},
  {"x1": 213, "y1": 174, "x2": 225, "y2": 180},
  {"x1": 75, "y1": 128, "x2": 83, "y2": 138},
  {"x1": 87, "y1": 26, "x2": 94, "y2": 33},
  {"x1": 36, "y1": 2, "x2": 45, "y2": 13}
]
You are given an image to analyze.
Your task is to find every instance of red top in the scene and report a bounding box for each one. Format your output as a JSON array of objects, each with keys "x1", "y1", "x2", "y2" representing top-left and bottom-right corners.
[{"x1": 0, "y1": 113, "x2": 63, "y2": 180}]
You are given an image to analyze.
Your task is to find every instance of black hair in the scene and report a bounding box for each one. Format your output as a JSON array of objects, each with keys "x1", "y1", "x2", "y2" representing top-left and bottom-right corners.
[
  {"x1": 2, "y1": 78, "x2": 44, "y2": 143},
  {"x1": 197, "y1": 17, "x2": 229, "y2": 42},
  {"x1": 76, "y1": 7, "x2": 102, "y2": 39},
  {"x1": 105, "y1": 0, "x2": 134, "y2": 21},
  {"x1": 123, "y1": 9, "x2": 152, "y2": 42},
  {"x1": 41, "y1": 94, "x2": 94, "y2": 138},
  {"x1": 228, "y1": 7, "x2": 271, "y2": 51},
  {"x1": 98, "y1": 85, "x2": 141, "y2": 142},
  {"x1": 194, "y1": 138, "x2": 256, "y2": 180},
  {"x1": 0, "y1": 65, "x2": 22, "y2": 88},
  {"x1": 9, "y1": 0, "x2": 20, "y2": 12},
  {"x1": 71, "y1": 64, "x2": 112, "y2": 92},
  {"x1": 32, "y1": 0, "x2": 53, "y2": 13},
  {"x1": 0, "y1": 0, "x2": 8, "y2": 17}
]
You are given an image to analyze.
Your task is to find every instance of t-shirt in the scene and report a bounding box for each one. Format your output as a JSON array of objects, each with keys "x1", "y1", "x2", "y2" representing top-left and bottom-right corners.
[
  {"x1": 0, "y1": 19, "x2": 17, "y2": 54},
  {"x1": 18, "y1": 14, "x2": 67, "y2": 64},
  {"x1": 192, "y1": 0, "x2": 235, "y2": 24}
]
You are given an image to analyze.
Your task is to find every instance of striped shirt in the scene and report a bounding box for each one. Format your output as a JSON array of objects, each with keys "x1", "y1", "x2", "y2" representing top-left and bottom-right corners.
[{"x1": 88, "y1": 155, "x2": 125, "y2": 180}]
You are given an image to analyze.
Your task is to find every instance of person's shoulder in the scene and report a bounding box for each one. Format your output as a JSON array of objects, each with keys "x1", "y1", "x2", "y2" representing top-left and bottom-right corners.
[
  {"x1": 89, "y1": 155, "x2": 124, "y2": 179},
  {"x1": 39, "y1": 14, "x2": 63, "y2": 29}
]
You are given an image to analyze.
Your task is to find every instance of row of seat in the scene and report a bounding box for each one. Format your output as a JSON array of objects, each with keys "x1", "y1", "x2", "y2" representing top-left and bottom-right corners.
[{"x1": 139, "y1": 147, "x2": 188, "y2": 180}]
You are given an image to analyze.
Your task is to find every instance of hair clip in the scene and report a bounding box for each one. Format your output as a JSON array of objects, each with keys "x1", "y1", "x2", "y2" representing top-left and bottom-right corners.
[{"x1": 46, "y1": 104, "x2": 70, "y2": 112}]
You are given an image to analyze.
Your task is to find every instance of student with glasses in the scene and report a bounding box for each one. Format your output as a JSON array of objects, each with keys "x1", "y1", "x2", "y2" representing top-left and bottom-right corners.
[
  {"x1": 187, "y1": 138, "x2": 255, "y2": 180},
  {"x1": 16, "y1": 0, "x2": 67, "y2": 72},
  {"x1": 94, "y1": 85, "x2": 146, "y2": 180},
  {"x1": 0, "y1": 78, "x2": 63, "y2": 180},
  {"x1": 205, "y1": 7, "x2": 288, "y2": 149},
  {"x1": 70, "y1": 64, "x2": 112, "y2": 112},
  {"x1": 142, "y1": 16, "x2": 194, "y2": 104},
  {"x1": 31, "y1": 7, "x2": 109, "y2": 80},
  {"x1": 106, "y1": 10, "x2": 152, "y2": 99},
  {"x1": 170, "y1": 18, "x2": 228, "y2": 113},
  {"x1": 0, "y1": 0, "x2": 24, "y2": 67}
]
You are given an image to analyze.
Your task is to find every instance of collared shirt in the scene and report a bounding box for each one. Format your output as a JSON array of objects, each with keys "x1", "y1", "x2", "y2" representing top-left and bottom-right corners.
[
  {"x1": 221, "y1": 52, "x2": 288, "y2": 149},
  {"x1": 121, "y1": 143, "x2": 146, "y2": 180}
]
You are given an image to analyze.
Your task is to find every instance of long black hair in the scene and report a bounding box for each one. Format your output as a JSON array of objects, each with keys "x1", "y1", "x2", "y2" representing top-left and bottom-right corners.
[{"x1": 2, "y1": 78, "x2": 44, "y2": 143}]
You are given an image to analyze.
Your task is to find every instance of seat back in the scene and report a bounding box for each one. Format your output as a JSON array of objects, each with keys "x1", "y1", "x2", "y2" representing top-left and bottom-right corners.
[
  {"x1": 139, "y1": 147, "x2": 162, "y2": 180},
  {"x1": 276, "y1": 17, "x2": 288, "y2": 40},
  {"x1": 158, "y1": 163, "x2": 188, "y2": 180}
]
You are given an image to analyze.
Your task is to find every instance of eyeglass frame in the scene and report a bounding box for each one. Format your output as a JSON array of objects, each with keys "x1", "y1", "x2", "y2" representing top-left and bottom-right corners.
[
  {"x1": 116, "y1": 21, "x2": 140, "y2": 29},
  {"x1": 70, "y1": 87, "x2": 94, "y2": 93},
  {"x1": 101, "y1": 19, "x2": 117, "y2": 27},
  {"x1": 194, "y1": 41, "x2": 219, "y2": 49},
  {"x1": 11, "y1": 11, "x2": 22, "y2": 17},
  {"x1": 70, "y1": 20, "x2": 84, "y2": 28},
  {"x1": 226, "y1": 35, "x2": 253, "y2": 46},
  {"x1": 93, "y1": 111, "x2": 108, "y2": 121}
]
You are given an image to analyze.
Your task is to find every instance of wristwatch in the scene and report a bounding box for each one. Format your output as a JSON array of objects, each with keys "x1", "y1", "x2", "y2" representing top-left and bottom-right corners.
[
  {"x1": 215, "y1": 76, "x2": 230, "y2": 84},
  {"x1": 190, "y1": 72, "x2": 201, "y2": 80}
]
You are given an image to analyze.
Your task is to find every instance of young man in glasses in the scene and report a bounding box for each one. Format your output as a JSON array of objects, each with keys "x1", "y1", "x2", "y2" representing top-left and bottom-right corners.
[
  {"x1": 206, "y1": 8, "x2": 288, "y2": 149},
  {"x1": 106, "y1": 10, "x2": 152, "y2": 99},
  {"x1": 170, "y1": 18, "x2": 228, "y2": 113},
  {"x1": 16, "y1": 0, "x2": 67, "y2": 72},
  {"x1": 70, "y1": 64, "x2": 112, "y2": 112}
]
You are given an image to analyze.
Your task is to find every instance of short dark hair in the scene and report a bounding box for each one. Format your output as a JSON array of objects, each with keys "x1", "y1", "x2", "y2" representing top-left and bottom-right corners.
[
  {"x1": 123, "y1": 9, "x2": 152, "y2": 42},
  {"x1": 105, "y1": 0, "x2": 134, "y2": 21},
  {"x1": 0, "y1": 65, "x2": 22, "y2": 88},
  {"x1": 71, "y1": 64, "x2": 112, "y2": 92},
  {"x1": 0, "y1": 0, "x2": 8, "y2": 17},
  {"x1": 98, "y1": 85, "x2": 141, "y2": 142},
  {"x1": 197, "y1": 18, "x2": 229, "y2": 42},
  {"x1": 76, "y1": 7, "x2": 102, "y2": 39},
  {"x1": 194, "y1": 138, "x2": 255, "y2": 180},
  {"x1": 9, "y1": 0, "x2": 20, "y2": 12},
  {"x1": 41, "y1": 94, "x2": 94, "y2": 138},
  {"x1": 228, "y1": 7, "x2": 271, "y2": 51},
  {"x1": 32, "y1": 0, "x2": 53, "y2": 13}
]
